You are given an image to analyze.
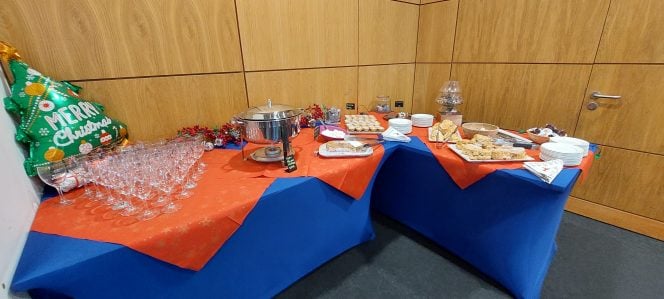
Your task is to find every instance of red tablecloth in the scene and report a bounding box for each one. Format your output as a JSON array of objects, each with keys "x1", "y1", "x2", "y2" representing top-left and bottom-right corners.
[
  {"x1": 31, "y1": 132, "x2": 385, "y2": 270},
  {"x1": 410, "y1": 126, "x2": 593, "y2": 189}
]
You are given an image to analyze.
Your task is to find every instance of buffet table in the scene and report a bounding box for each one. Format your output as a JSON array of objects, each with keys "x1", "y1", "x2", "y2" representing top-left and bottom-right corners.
[{"x1": 12, "y1": 134, "x2": 588, "y2": 299}]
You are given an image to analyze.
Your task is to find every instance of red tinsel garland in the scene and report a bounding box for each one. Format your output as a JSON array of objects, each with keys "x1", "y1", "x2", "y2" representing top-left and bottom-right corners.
[
  {"x1": 177, "y1": 123, "x2": 241, "y2": 146},
  {"x1": 300, "y1": 104, "x2": 324, "y2": 127}
]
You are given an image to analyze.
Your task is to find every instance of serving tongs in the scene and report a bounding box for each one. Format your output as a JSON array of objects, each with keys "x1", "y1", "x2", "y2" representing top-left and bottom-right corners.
[
  {"x1": 344, "y1": 135, "x2": 384, "y2": 147},
  {"x1": 492, "y1": 131, "x2": 538, "y2": 149}
]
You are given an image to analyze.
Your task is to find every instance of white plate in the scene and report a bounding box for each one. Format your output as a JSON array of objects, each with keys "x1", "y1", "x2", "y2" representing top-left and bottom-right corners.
[
  {"x1": 428, "y1": 127, "x2": 462, "y2": 143},
  {"x1": 540, "y1": 153, "x2": 581, "y2": 166},
  {"x1": 541, "y1": 142, "x2": 584, "y2": 155},
  {"x1": 448, "y1": 144, "x2": 535, "y2": 163},
  {"x1": 318, "y1": 143, "x2": 373, "y2": 158},
  {"x1": 550, "y1": 136, "x2": 590, "y2": 157}
]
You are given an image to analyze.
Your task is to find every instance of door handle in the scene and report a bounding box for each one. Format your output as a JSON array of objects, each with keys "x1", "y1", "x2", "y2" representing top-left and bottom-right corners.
[
  {"x1": 587, "y1": 91, "x2": 622, "y2": 110},
  {"x1": 591, "y1": 91, "x2": 621, "y2": 100}
]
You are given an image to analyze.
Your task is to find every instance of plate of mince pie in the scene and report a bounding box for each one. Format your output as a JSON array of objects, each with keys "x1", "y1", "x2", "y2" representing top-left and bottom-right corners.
[{"x1": 448, "y1": 134, "x2": 535, "y2": 162}]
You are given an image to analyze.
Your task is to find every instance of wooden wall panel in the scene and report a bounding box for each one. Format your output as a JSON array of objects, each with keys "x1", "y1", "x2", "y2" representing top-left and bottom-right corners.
[
  {"x1": 451, "y1": 64, "x2": 591, "y2": 131},
  {"x1": 596, "y1": 0, "x2": 664, "y2": 63},
  {"x1": 0, "y1": 0, "x2": 242, "y2": 80},
  {"x1": 360, "y1": 0, "x2": 419, "y2": 65},
  {"x1": 576, "y1": 65, "x2": 664, "y2": 154},
  {"x1": 236, "y1": 0, "x2": 358, "y2": 71},
  {"x1": 75, "y1": 74, "x2": 248, "y2": 141},
  {"x1": 358, "y1": 64, "x2": 415, "y2": 113},
  {"x1": 245, "y1": 67, "x2": 358, "y2": 111},
  {"x1": 572, "y1": 147, "x2": 664, "y2": 222},
  {"x1": 416, "y1": 0, "x2": 457, "y2": 63},
  {"x1": 454, "y1": 0, "x2": 609, "y2": 63},
  {"x1": 412, "y1": 63, "x2": 451, "y2": 114},
  {"x1": 400, "y1": 0, "x2": 420, "y2": 4}
]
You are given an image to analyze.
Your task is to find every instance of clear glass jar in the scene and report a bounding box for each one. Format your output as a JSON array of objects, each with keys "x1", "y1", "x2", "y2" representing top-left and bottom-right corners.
[{"x1": 375, "y1": 95, "x2": 391, "y2": 113}]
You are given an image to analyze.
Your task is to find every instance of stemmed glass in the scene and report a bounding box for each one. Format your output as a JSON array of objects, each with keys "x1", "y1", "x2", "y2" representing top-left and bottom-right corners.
[
  {"x1": 36, "y1": 162, "x2": 74, "y2": 205},
  {"x1": 48, "y1": 134, "x2": 209, "y2": 220}
]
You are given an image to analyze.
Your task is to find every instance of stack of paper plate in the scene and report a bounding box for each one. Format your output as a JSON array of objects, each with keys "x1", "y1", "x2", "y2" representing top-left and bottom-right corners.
[
  {"x1": 411, "y1": 114, "x2": 434, "y2": 127},
  {"x1": 388, "y1": 118, "x2": 413, "y2": 134},
  {"x1": 540, "y1": 142, "x2": 585, "y2": 166},
  {"x1": 550, "y1": 136, "x2": 590, "y2": 157}
]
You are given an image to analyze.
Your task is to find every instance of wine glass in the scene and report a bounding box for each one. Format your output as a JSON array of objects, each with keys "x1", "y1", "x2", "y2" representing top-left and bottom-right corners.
[{"x1": 36, "y1": 163, "x2": 74, "y2": 205}]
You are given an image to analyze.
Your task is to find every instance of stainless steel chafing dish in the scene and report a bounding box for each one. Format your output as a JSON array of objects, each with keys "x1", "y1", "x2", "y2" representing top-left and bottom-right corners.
[{"x1": 233, "y1": 99, "x2": 303, "y2": 162}]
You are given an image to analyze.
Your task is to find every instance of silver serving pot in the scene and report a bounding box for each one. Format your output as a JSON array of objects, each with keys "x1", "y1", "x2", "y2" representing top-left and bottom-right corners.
[{"x1": 233, "y1": 99, "x2": 303, "y2": 144}]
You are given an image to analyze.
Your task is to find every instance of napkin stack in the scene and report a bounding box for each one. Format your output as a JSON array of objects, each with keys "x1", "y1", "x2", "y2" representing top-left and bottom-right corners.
[
  {"x1": 524, "y1": 159, "x2": 564, "y2": 184},
  {"x1": 381, "y1": 127, "x2": 411, "y2": 143}
]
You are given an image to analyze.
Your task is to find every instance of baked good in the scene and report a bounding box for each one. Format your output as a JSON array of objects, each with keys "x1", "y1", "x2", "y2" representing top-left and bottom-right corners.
[
  {"x1": 430, "y1": 119, "x2": 457, "y2": 141},
  {"x1": 325, "y1": 141, "x2": 365, "y2": 152}
]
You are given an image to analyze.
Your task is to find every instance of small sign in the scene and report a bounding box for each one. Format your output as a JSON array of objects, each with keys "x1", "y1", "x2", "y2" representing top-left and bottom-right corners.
[
  {"x1": 284, "y1": 154, "x2": 297, "y2": 173},
  {"x1": 345, "y1": 102, "x2": 356, "y2": 110},
  {"x1": 313, "y1": 125, "x2": 321, "y2": 140}
]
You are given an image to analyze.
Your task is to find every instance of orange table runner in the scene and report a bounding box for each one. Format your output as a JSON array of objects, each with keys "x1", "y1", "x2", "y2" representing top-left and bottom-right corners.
[
  {"x1": 32, "y1": 129, "x2": 385, "y2": 271},
  {"x1": 410, "y1": 126, "x2": 593, "y2": 189},
  {"x1": 205, "y1": 128, "x2": 385, "y2": 199},
  {"x1": 32, "y1": 160, "x2": 276, "y2": 271}
]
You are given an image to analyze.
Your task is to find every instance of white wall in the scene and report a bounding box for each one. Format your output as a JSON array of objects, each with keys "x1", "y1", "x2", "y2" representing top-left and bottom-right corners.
[{"x1": 0, "y1": 67, "x2": 41, "y2": 299}]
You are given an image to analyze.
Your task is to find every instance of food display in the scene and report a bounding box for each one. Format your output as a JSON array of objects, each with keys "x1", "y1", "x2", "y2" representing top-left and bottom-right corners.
[
  {"x1": 344, "y1": 115, "x2": 385, "y2": 134},
  {"x1": 527, "y1": 124, "x2": 567, "y2": 144},
  {"x1": 318, "y1": 141, "x2": 373, "y2": 158},
  {"x1": 461, "y1": 122, "x2": 499, "y2": 139},
  {"x1": 429, "y1": 120, "x2": 461, "y2": 143},
  {"x1": 450, "y1": 134, "x2": 533, "y2": 162}
]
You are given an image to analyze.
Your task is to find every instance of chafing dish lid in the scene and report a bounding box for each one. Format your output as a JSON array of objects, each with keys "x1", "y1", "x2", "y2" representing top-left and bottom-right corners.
[{"x1": 236, "y1": 99, "x2": 302, "y2": 120}]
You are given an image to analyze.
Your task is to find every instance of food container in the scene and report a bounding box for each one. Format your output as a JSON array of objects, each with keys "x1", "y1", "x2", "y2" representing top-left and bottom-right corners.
[
  {"x1": 320, "y1": 125, "x2": 347, "y2": 141},
  {"x1": 233, "y1": 99, "x2": 303, "y2": 144},
  {"x1": 461, "y1": 122, "x2": 499, "y2": 139},
  {"x1": 527, "y1": 131, "x2": 550, "y2": 144},
  {"x1": 375, "y1": 95, "x2": 391, "y2": 113}
]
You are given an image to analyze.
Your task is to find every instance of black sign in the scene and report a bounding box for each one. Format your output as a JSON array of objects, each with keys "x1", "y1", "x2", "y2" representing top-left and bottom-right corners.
[
  {"x1": 345, "y1": 102, "x2": 356, "y2": 110},
  {"x1": 284, "y1": 154, "x2": 297, "y2": 173}
]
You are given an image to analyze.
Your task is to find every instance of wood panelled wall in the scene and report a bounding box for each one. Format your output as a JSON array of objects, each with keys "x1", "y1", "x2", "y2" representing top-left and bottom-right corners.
[
  {"x1": 0, "y1": 0, "x2": 419, "y2": 141},
  {"x1": 413, "y1": 0, "x2": 664, "y2": 240},
  {"x1": 2, "y1": 0, "x2": 663, "y2": 238}
]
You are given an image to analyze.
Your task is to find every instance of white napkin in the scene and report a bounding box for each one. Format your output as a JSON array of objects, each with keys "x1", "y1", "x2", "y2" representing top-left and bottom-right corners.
[
  {"x1": 524, "y1": 159, "x2": 564, "y2": 184},
  {"x1": 381, "y1": 126, "x2": 411, "y2": 143}
]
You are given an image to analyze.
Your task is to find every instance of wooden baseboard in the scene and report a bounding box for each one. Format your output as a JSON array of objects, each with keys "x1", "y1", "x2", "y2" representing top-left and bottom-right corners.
[{"x1": 565, "y1": 196, "x2": 664, "y2": 241}]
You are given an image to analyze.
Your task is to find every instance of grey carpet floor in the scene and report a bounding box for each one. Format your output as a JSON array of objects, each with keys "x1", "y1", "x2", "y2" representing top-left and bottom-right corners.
[{"x1": 277, "y1": 212, "x2": 664, "y2": 299}]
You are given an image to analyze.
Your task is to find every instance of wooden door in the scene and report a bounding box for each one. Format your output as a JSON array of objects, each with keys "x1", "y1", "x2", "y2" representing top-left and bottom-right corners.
[{"x1": 568, "y1": 0, "x2": 664, "y2": 238}]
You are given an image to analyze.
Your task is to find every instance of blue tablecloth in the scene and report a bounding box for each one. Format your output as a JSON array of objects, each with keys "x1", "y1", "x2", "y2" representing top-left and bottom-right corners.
[
  {"x1": 11, "y1": 139, "x2": 581, "y2": 299},
  {"x1": 372, "y1": 140, "x2": 581, "y2": 299}
]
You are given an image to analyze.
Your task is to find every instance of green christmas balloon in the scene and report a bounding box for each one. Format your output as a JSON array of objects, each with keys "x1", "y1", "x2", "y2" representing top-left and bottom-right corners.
[{"x1": 2, "y1": 42, "x2": 128, "y2": 176}]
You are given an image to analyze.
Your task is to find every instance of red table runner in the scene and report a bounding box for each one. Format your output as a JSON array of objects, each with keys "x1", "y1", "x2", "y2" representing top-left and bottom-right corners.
[
  {"x1": 31, "y1": 131, "x2": 385, "y2": 270},
  {"x1": 205, "y1": 128, "x2": 385, "y2": 199},
  {"x1": 410, "y1": 126, "x2": 593, "y2": 189},
  {"x1": 31, "y1": 163, "x2": 275, "y2": 271}
]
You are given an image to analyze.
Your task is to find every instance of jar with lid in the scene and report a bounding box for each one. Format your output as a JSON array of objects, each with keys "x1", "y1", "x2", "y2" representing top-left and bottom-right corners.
[{"x1": 375, "y1": 95, "x2": 391, "y2": 113}]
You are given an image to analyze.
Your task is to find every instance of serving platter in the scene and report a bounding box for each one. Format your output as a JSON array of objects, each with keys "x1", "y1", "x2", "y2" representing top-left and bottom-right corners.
[
  {"x1": 447, "y1": 144, "x2": 535, "y2": 163},
  {"x1": 317, "y1": 143, "x2": 373, "y2": 158}
]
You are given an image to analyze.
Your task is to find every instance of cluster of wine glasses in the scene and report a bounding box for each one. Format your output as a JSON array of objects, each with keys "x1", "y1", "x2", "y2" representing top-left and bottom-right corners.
[{"x1": 36, "y1": 136, "x2": 207, "y2": 221}]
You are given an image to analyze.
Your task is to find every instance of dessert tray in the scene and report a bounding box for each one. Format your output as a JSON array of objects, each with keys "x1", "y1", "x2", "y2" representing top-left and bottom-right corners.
[
  {"x1": 448, "y1": 144, "x2": 535, "y2": 163},
  {"x1": 344, "y1": 115, "x2": 385, "y2": 135}
]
